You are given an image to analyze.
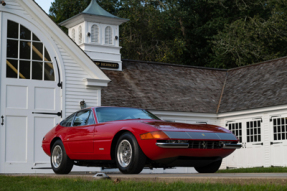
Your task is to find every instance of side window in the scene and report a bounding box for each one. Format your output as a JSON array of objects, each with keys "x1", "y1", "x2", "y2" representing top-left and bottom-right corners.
[
  {"x1": 73, "y1": 110, "x2": 91, "y2": 127},
  {"x1": 61, "y1": 114, "x2": 75, "y2": 127},
  {"x1": 247, "y1": 120, "x2": 261, "y2": 142},
  {"x1": 228, "y1": 122, "x2": 242, "y2": 143}
]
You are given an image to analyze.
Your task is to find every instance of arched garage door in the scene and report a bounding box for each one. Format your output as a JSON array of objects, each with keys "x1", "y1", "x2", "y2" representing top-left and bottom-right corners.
[{"x1": 0, "y1": 14, "x2": 62, "y2": 173}]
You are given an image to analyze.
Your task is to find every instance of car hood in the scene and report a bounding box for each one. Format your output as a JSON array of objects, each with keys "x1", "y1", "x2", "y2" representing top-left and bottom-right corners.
[
  {"x1": 142, "y1": 121, "x2": 237, "y2": 141},
  {"x1": 143, "y1": 121, "x2": 230, "y2": 134}
]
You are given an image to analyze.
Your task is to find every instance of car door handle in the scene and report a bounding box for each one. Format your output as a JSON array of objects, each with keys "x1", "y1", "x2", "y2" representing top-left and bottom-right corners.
[
  {"x1": 270, "y1": 142, "x2": 282, "y2": 145},
  {"x1": 32, "y1": 111, "x2": 62, "y2": 117},
  {"x1": 252, "y1": 143, "x2": 263, "y2": 146}
]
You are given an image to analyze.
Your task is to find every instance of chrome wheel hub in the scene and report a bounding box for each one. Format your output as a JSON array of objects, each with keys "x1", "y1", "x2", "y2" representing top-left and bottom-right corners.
[
  {"x1": 117, "y1": 140, "x2": 132, "y2": 167},
  {"x1": 52, "y1": 145, "x2": 63, "y2": 168}
]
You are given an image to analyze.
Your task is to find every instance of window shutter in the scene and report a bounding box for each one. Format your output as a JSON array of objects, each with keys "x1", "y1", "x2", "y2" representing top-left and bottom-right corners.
[{"x1": 91, "y1": 25, "x2": 99, "y2": 43}]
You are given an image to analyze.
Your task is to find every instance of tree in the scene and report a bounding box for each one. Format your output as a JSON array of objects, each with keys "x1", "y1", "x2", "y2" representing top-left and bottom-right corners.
[
  {"x1": 210, "y1": 0, "x2": 287, "y2": 68},
  {"x1": 49, "y1": 0, "x2": 287, "y2": 68}
]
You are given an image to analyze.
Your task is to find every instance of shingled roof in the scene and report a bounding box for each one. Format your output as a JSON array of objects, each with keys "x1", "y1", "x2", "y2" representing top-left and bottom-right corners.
[
  {"x1": 102, "y1": 60, "x2": 226, "y2": 113},
  {"x1": 102, "y1": 57, "x2": 287, "y2": 114},
  {"x1": 219, "y1": 57, "x2": 287, "y2": 113}
]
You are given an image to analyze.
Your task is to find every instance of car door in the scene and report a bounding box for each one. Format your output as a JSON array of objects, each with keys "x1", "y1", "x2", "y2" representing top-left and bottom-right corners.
[{"x1": 65, "y1": 109, "x2": 95, "y2": 154}]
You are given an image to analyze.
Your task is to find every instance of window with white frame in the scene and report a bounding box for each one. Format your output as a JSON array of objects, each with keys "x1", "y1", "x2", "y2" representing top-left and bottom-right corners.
[
  {"x1": 228, "y1": 122, "x2": 242, "y2": 142},
  {"x1": 71, "y1": 28, "x2": 75, "y2": 42},
  {"x1": 6, "y1": 20, "x2": 55, "y2": 81},
  {"x1": 273, "y1": 118, "x2": 287, "y2": 140},
  {"x1": 91, "y1": 24, "x2": 99, "y2": 43},
  {"x1": 79, "y1": 25, "x2": 82, "y2": 44},
  {"x1": 105, "y1": 26, "x2": 112, "y2": 44},
  {"x1": 246, "y1": 120, "x2": 261, "y2": 142}
]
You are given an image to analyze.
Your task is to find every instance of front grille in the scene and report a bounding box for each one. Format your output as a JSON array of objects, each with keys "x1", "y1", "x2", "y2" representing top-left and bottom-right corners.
[{"x1": 188, "y1": 141, "x2": 223, "y2": 149}]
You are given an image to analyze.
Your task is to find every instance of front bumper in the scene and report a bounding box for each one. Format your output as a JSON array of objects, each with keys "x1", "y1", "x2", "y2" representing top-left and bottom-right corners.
[{"x1": 156, "y1": 142, "x2": 241, "y2": 149}]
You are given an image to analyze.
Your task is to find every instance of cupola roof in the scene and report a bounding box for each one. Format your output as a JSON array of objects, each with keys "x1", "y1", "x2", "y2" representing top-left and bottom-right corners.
[{"x1": 82, "y1": 0, "x2": 119, "y2": 19}]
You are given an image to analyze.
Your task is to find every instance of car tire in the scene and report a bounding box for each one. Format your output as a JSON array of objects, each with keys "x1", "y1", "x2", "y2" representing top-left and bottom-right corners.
[
  {"x1": 195, "y1": 159, "x2": 222, "y2": 173},
  {"x1": 115, "y1": 132, "x2": 146, "y2": 174},
  {"x1": 51, "y1": 140, "x2": 73, "y2": 174}
]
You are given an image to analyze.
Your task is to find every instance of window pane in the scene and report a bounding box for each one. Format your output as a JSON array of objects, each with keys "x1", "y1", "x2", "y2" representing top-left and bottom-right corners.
[
  {"x1": 32, "y1": 42, "x2": 43, "y2": 61},
  {"x1": 61, "y1": 114, "x2": 75, "y2": 127},
  {"x1": 6, "y1": 59, "x2": 18, "y2": 78},
  {"x1": 33, "y1": 33, "x2": 40, "y2": 41},
  {"x1": 19, "y1": 61, "x2": 30, "y2": 79},
  {"x1": 7, "y1": 21, "x2": 19, "y2": 39},
  {"x1": 44, "y1": 63, "x2": 55, "y2": 81},
  {"x1": 20, "y1": 25, "x2": 31, "y2": 40},
  {"x1": 7, "y1": 40, "x2": 18, "y2": 58},
  {"x1": 32, "y1": 62, "x2": 43, "y2": 80},
  {"x1": 73, "y1": 110, "x2": 90, "y2": 127},
  {"x1": 20, "y1": 41, "x2": 31, "y2": 59},
  {"x1": 44, "y1": 47, "x2": 51, "y2": 61}
]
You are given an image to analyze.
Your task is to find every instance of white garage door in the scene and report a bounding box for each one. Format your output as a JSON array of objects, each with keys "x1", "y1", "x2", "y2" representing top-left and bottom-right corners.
[{"x1": 0, "y1": 14, "x2": 62, "y2": 173}]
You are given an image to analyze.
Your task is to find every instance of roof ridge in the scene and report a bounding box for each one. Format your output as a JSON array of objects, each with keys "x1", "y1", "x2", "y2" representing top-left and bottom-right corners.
[
  {"x1": 122, "y1": 59, "x2": 227, "y2": 71},
  {"x1": 227, "y1": 56, "x2": 287, "y2": 71}
]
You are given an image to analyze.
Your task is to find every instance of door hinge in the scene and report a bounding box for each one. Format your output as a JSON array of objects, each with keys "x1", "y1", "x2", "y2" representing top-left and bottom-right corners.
[
  {"x1": 32, "y1": 111, "x2": 62, "y2": 118},
  {"x1": 252, "y1": 143, "x2": 263, "y2": 146},
  {"x1": 54, "y1": 57, "x2": 63, "y2": 89},
  {"x1": 1, "y1": 115, "x2": 4, "y2": 125},
  {"x1": 270, "y1": 142, "x2": 282, "y2": 145}
]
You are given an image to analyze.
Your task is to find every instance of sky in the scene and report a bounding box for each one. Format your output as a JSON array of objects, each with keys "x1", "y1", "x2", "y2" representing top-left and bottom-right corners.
[{"x1": 35, "y1": 0, "x2": 54, "y2": 13}]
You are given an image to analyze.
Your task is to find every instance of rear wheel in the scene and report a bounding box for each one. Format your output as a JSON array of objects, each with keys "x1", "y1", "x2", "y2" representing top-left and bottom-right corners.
[
  {"x1": 115, "y1": 133, "x2": 146, "y2": 174},
  {"x1": 51, "y1": 140, "x2": 73, "y2": 174},
  {"x1": 195, "y1": 159, "x2": 222, "y2": 173}
]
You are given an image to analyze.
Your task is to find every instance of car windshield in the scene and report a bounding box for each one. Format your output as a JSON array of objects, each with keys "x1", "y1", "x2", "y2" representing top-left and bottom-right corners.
[{"x1": 95, "y1": 107, "x2": 160, "y2": 123}]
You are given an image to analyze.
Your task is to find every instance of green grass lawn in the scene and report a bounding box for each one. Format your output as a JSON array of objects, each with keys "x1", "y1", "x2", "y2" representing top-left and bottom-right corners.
[
  {"x1": 218, "y1": 166, "x2": 287, "y2": 173},
  {"x1": 0, "y1": 176, "x2": 287, "y2": 191}
]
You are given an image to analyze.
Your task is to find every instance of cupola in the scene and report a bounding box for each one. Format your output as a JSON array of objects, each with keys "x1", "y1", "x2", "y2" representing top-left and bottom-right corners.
[{"x1": 60, "y1": 0, "x2": 128, "y2": 71}]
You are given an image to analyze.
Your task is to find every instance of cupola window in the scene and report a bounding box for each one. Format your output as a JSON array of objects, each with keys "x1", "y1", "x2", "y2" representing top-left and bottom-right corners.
[
  {"x1": 79, "y1": 25, "x2": 82, "y2": 44},
  {"x1": 105, "y1": 26, "x2": 112, "y2": 45},
  {"x1": 71, "y1": 28, "x2": 75, "y2": 42},
  {"x1": 91, "y1": 24, "x2": 99, "y2": 43},
  {"x1": 6, "y1": 20, "x2": 55, "y2": 81}
]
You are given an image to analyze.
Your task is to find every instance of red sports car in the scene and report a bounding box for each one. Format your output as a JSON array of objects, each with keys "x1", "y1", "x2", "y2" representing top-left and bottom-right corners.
[{"x1": 42, "y1": 107, "x2": 241, "y2": 174}]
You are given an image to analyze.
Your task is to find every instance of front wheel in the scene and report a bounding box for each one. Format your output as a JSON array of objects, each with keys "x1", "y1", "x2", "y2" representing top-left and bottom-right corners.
[
  {"x1": 195, "y1": 159, "x2": 222, "y2": 173},
  {"x1": 51, "y1": 140, "x2": 73, "y2": 174},
  {"x1": 115, "y1": 133, "x2": 146, "y2": 174}
]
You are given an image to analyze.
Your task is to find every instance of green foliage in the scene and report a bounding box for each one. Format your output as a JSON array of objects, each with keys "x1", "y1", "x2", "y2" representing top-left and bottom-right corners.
[
  {"x1": 218, "y1": 166, "x2": 287, "y2": 173},
  {"x1": 1, "y1": 176, "x2": 287, "y2": 191},
  {"x1": 49, "y1": 0, "x2": 287, "y2": 68}
]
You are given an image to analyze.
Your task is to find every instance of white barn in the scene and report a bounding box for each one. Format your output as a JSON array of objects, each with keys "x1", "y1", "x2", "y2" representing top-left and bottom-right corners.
[
  {"x1": 0, "y1": 0, "x2": 112, "y2": 173},
  {"x1": 0, "y1": 0, "x2": 286, "y2": 174}
]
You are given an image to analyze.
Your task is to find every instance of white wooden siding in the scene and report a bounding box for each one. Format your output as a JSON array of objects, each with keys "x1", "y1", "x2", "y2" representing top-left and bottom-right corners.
[{"x1": 53, "y1": 40, "x2": 100, "y2": 117}]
